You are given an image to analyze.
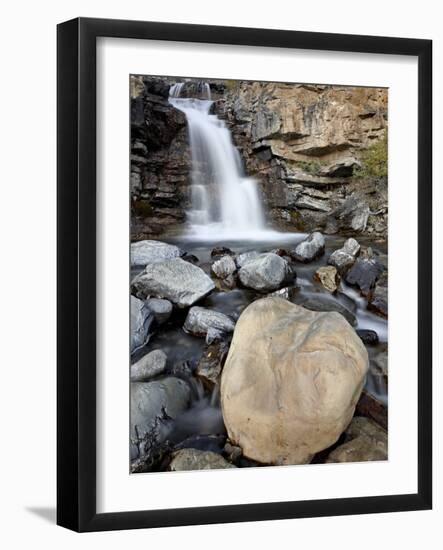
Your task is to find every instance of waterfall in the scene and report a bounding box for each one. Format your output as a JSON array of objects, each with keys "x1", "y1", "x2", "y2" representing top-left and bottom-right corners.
[{"x1": 169, "y1": 82, "x2": 271, "y2": 240}]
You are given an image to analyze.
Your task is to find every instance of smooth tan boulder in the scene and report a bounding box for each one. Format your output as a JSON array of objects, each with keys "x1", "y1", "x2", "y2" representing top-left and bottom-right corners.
[{"x1": 220, "y1": 297, "x2": 368, "y2": 465}]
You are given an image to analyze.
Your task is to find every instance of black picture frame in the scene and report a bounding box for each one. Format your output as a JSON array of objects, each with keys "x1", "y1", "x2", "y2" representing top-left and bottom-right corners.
[{"x1": 57, "y1": 17, "x2": 432, "y2": 532}]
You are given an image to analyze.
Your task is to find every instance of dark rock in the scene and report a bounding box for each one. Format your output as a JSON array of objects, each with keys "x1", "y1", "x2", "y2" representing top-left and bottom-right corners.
[
  {"x1": 292, "y1": 294, "x2": 357, "y2": 326},
  {"x1": 319, "y1": 158, "x2": 361, "y2": 177},
  {"x1": 356, "y1": 329, "x2": 379, "y2": 346},
  {"x1": 181, "y1": 252, "x2": 200, "y2": 265},
  {"x1": 368, "y1": 271, "x2": 388, "y2": 318},
  {"x1": 355, "y1": 390, "x2": 387, "y2": 430},
  {"x1": 211, "y1": 246, "x2": 235, "y2": 258},
  {"x1": 345, "y1": 257, "x2": 384, "y2": 296},
  {"x1": 292, "y1": 232, "x2": 325, "y2": 262},
  {"x1": 328, "y1": 238, "x2": 361, "y2": 274},
  {"x1": 196, "y1": 341, "x2": 229, "y2": 389}
]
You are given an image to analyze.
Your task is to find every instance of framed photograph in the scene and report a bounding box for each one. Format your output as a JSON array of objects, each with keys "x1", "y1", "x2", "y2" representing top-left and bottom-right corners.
[{"x1": 57, "y1": 17, "x2": 432, "y2": 532}]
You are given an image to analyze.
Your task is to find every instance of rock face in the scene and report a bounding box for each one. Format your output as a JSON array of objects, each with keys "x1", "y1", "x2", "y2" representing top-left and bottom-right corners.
[
  {"x1": 238, "y1": 253, "x2": 288, "y2": 291},
  {"x1": 169, "y1": 449, "x2": 235, "y2": 471},
  {"x1": 131, "y1": 377, "x2": 191, "y2": 458},
  {"x1": 130, "y1": 76, "x2": 190, "y2": 239},
  {"x1": 328, "y1": 238, "x2": 360, "y2": 274},
  {"x1": 293, "y1": 232, "x2": 325, "y2": 262},
  {"x1": 131, "y1": 349, "x2": 167, "y2": 381},
  {"x1": 314, "y1": 266, "x2": 339, "y2": 292},
  {"x1": 131, "y1": 240, "x2": 181, "y2": 266},
  {"x1": 132, "y1": 258, "x2": 215, "y2": 307},
  {"x1": 220, "y1": 82, "x2": 388, "y2": 238},
  {"x1": 184, "y1": 307, "x2": 235, "y2": 337},
  {"x1": 131, "y1": 77, "x2": 388, "y2": 240},
  {"x1": 326, "y1": 416, "x2": 387, "y2": 463},
  {"x1": 131, "y1": 296, "x2": 154, "y2": 353},
  {"x1": 221, "y1": 297, "x2": 368, "y2": 465}
]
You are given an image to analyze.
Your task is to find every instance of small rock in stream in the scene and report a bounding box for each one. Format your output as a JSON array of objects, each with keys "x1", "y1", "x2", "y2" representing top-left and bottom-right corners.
[
  {"x1": 211, "y1": 255, "x2": 237, "y2": 279},
  {"x1": 145, "y1": 298, "x2": 173, "y2": 325},
  {"x1": 314, "y1": 266, "x2": 340, "y2": 293},
  {"x1": 345, "y1": 254, "x2": 384, "y2": 296},
  {"x1": 238, "y1": 253, "x2": 289, "y2": 291},
  {"x1": 356, "y1": 329, "x2": 379, "y2": 346},
  {"x1": 292, "y1": 232, "x2": 325, "y2": 263},
  {"x1": 211, "y1": 246, "x2": 235, "y2": 259},
  {"x1": 184, "y1": 306, "x2": 235, "y2": 337},
  {"x1": 131, "y1": 296, "x2": 154, "y2": 354},
  {"x1": 328, "y1": 237, "x2": 360, "y2": 274},
  {"x1": 131, "y1": 349, "x2": 167, "y2": 381},
  {"x1": 169, "y1": 448, "x2": 236, "y2": 471},
  {"x1": 196, "y1": 341, "x2": 229, "y2": 389}
]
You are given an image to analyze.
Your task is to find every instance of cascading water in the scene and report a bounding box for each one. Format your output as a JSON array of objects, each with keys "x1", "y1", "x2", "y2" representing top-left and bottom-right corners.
[{"x1": 169, "y1": 82, "x2": 273, "y2": 240}]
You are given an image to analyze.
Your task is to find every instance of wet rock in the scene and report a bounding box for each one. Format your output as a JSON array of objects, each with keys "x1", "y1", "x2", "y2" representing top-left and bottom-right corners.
[
  {"x1": 221, "y1": 297, "x2": 368, "y2": 465},
  {"x1": 292, "y1": 294, "x2": 357, "y2": 326},
  {"x1": 292, "y1": 232, "x2": 325, "y2": 263},
  {"x1": 268, "y1": 286, "x2": 295, "y2": 300},
  {"x1": 181, "y1": 252, "x2": 200, "y2": 265},
  {"x1": 211, "y1": 246, "x2": 235, "y2": 258},
  {"x1": 211, "y1": 255, "x2": 237, "y2": 279},
  {"x1": 131, "y1": 296, "x2": 154, "y2": 353},
  {"x1": 132, "y1": 258, "x2": 215, "y2": 307},
  {"x1": 356, "y1": 329, "x2": 379, "y2": 346},
  {"x1": 368, "y1": 271, "x2": 388, "y2": 318},
  {"x1": 184, "y1": 307, "x2": 235, "y2": 337},
  {"x1": 238, "y1": 253, "x2": 288, "y2": 291},
  {"x1": 326, "y1": 417, "x2": 387, "y2": 463},
  {"x1": 314, "y1": 266, "x2": 340, "y2": 293},
  {"x1": 131, "y1": 240, "x2": 181, "y2": 266},
  {"x1": 131, "y1": 377, "x2": 191, "y2": 459},
  {"x1": 169, "y1": 448, "x2": 236, "y2": 471},
  {"x1": 371, "y1": 351, "x2": 388, "y2": 376},
  {"x1": 224, "y1": 442, "x2": 243, "y2": 463},
  {"x1": 196, "y1": 341, "x2": 229, "y2": 389},
  {"x1": 345, "y1": 256, "x2": 384, "y2": 296},
  {"x1": 146, "y1": 298, "x2": 173, "y2": 324},
  {"x1": 236, "y1": 251, "x2": 260, "y2": 268},
  {"x1": 328, "y1": 238, "x2": 360, "y2": 274},
  {"x1": 131, "y1": 349, "x2": 167, "y2": 381},
  {"x1": 205, "y1": 328, "x2": 225, "y2": 345}
]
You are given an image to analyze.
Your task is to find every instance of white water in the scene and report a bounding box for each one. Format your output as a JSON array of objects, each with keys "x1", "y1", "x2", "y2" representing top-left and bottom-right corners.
[{"x1": 169, "y1": 82, "x2": 288, "y2": 241}]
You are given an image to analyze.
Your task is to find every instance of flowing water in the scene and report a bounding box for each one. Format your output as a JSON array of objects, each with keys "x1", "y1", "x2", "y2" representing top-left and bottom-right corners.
[{"x1": 169, "y1": 83, "x2": 286, "y2": 241}]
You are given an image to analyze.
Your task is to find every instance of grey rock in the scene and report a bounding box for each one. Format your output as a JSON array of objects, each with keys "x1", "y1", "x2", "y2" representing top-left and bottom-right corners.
[
  {"x1": 131, "y1": 377, "x2": 191, "y2": 458},
  {"x1": 319, "y1": 158, "x2": 361, "y2": 177},
  {"x1": 131, "y1": 240, "x2": 181, "y2": 266},
  {"x1": 131, "y1": 296, "x2": 154, "y2": 354},
  {"x1": 328, "y1": 238, "x2": 360, "y2": 274},
  {"x1": 146, "y1": 298, "x2": 173, "y2": 324},
  {"x1": 331, "y1": 193, "x2": 370, "y2": 233},
  {"x1": 131, "y1": 349, "x2": 167, "y2": 381},
  {"x1": 132, "y1": 258, "x2": 215, "y2": 307},
  {"x1": 294, "y1": 194, "x2": 331, "y2": 212},
  {"x1": 205, "y1": 328, "x2": 225, "y2": 345},
  {"x1": 236, "y1": 251, "x2": 260, "y2": 268},
  {"x1": 238, "y1": 253, "x2": 288, "y2": 291},
  {"x1": 326, "y1": 416, "x2": 387, "y2": 463},
  {"x1": 356, "y1": 329, "x2": 379, "y2": 346},
  {"x1": 368, "y1": 271, "x2": 388, "y2": 318},
  {"x1": 184, "y1": 307, "x2": 235, "y2": 337},
  {"x1": 169, "y1": 449, "x2": 236, "y2": 471},
  {"x1": 211, "y1": 255, "x2": 236, "y2": 279},
  {"x1": 293, "y1": 232, "x2": 325, "y2": 262}
]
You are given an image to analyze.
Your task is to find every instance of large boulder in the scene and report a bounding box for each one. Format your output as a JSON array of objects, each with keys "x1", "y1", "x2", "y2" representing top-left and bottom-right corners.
[
  {"x1": 292, "y1": 232, "x2": 325, "y2": 262},
  {"x1": 221, "y1": 297, "x2": 368, "y2": 465},
  {"x1": 130, "y1": 349, "x2": 167, "y2": 381},
  {"x1": 131, "y1": 296, "x2": 154, "y2": 353},
  {"x1": 184, "y1": 307, "x2": 235, "y2": 337},
  {"x1": 131, "y1": 258, "x2": 215, "y2": 307},
  {"x1": 238, "y1": 253, "x2": 288, "y2": 291},
  {"x1": 131, "y1": 377, "x2": 191, "y2": 459},
  {"x1": 169, "y1": 449, "x2": 235, "y2": 471},
  {"x1": 131, "y1": 239, "x2": 181, "y2": 266},
  {"x1": 328, "y1": 238, "x2": 360, "y2": 274}
]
